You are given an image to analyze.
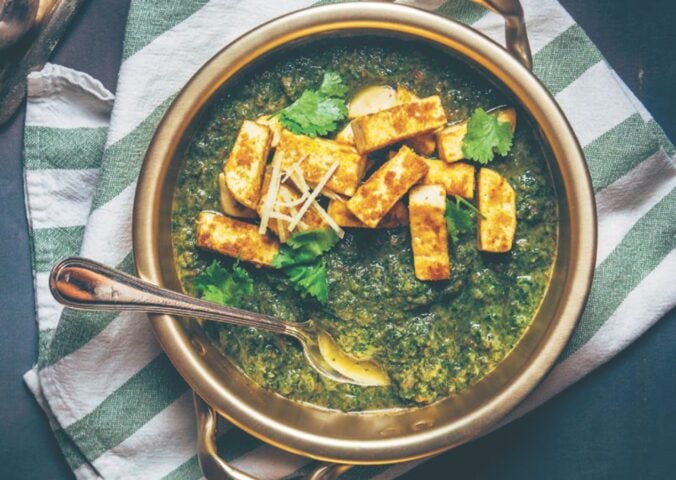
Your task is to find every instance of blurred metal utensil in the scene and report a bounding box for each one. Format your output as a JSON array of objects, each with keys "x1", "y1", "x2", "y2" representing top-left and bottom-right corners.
[{"x1": 0, "y1": 0, "x2": 85, "y2": 125}]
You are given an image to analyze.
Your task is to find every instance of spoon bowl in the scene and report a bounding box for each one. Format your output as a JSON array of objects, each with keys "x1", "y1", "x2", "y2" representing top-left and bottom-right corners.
[{"x1": 49, "y1": 256, "x2": 389, "y2": 387}]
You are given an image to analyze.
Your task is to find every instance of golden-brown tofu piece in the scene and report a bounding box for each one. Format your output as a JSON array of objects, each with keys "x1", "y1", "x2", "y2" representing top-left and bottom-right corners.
[
  {"x1": 409, "y1": 185, "x2": 450, "y2": 281},
  {"x1": 257, "y1": 167, "x2": 327, "y2": 242},
  {"x1": 255, "y1": 114, "x2": 283, "y2": 147},
  {"x1": 437, "y1": 107, "x2": 517, "y2": 163},
  {"x1": 327, "y1": 199, "x2": 409, "y2": 228},
  {"x1": 274, "y1": 130, "x2": 366, "y2": 197},
  {"x1": 218, "y1": 173, "x2": 257, "y2": 219},
  {"x1": 346, "y1": 146, "x2": 429, "y2": 228},
  {"x1": 477, "y1": 168, "x2": 516, "y2": 252},
  {"x1": 395, "y1": 86, "x2": 438, "y2": 156},
  {"x1": 351, "y1": 96, "x2": 447, "y2": 153},
  {"x1": 436, "y1": 121, "x2": 467, "y2": 163},
  {"x1": 421, "y1": 160, "x2": 475, "y2": 199},
  {"x1": 195, "y1": 211, "x2": 279, "y2": 266},
  {"x1": 223, "y1": 120, "x2": 272, "y2": 209},
  {"x1": 335, "y1": 122, "x2": 354, "y2": 145},
  {"x1": 406, "y1": 134, "x2": 437, "y2": 156}
]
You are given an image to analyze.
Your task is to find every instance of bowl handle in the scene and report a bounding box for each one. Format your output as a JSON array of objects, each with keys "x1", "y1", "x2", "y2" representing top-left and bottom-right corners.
[
  {"x1": 194, "y1": 393, "x2": 352, "y2": 480},
  {"x1": 470, "y1": 0, "x2": 533, "y2": 70}
]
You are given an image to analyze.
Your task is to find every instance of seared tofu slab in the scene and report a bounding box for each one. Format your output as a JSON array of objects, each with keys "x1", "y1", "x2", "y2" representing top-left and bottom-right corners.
[
  {"x1": 395, "y1": 86, "x2": 438, "y2": 155},
  {"x1": 437, "y1": 107, "x2": 516, "y2": 163},
  {"x1": 328, "y1": 199, "x2": 409, "y2": 228},
  {"x1": 223, "y1": 120, "x2": 272, "y2": 209},
  {"x1": 351, "y1": 96, "x2": 447, "y2": 153},
  {"x1": 346, "y1": 145, "x2": 429, "y2": 228},
  {"x1": 421, "y1": 160, "x2": 475, "y2": 199},
  {"x1": 436, "y1": 121, "x2": 467, "y2": 163},
  {"x1": 409, "y1": 185, "x2": 450, "y2": 281},
  {"x1": 217, "y1": 172, "x2": 257, "y2": 219},
  {"x1": 275, "y1": 130, "x2": 366, "y2": 197},
  {"x1": 258, "y1": 166, "x2": 327, "y2": 241},
  {"x1": 196, "y1": 211, "x2": 279, "y2": 266},
  {"x1": 477, "y1": 168, "x2": 516, "y2": 252}
]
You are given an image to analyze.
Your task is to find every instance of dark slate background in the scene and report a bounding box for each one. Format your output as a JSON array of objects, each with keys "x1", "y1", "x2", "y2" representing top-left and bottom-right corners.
[{"x1": 0, "y1": 1, "x2": 674, "y2": 478}]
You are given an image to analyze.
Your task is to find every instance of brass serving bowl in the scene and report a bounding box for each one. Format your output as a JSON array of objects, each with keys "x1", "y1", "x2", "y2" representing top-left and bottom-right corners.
[{"x1": 133, "y1": 1, "x2": 596, "y2": 477}]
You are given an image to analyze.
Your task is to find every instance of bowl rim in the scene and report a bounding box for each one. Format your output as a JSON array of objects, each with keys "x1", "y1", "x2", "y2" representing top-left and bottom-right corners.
[{"x1": 133, "y1": 2, "x2": 597, "y2": 464}]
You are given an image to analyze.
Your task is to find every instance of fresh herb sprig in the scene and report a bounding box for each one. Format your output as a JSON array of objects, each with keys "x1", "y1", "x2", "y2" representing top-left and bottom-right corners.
[
  {"x1": 194, "y1": 260, "x2": 254, "y2": 307},
  {"x1": 445, "y1": 195, "x2": 483, "y2": 243},
  {"x1": 272, "y1": 229, "x2": 340, "y2": 304},
  {"x1": 278, "y1": 72, "x2": 349, "y2": 137},
  {"x1": 462, "y1": 108, "x2": 514, "y2": 164}
]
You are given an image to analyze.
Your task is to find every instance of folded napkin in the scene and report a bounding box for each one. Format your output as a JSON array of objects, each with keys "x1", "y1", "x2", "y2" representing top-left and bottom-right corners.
[{"x1": 22, "y1": 0, "x2": 675, "y2": 478}]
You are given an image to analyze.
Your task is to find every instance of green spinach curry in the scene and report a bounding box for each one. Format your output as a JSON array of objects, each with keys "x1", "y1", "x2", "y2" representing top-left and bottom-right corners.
[{"x1": 172, "y1": 39, "x2": 558, "y2": 411}]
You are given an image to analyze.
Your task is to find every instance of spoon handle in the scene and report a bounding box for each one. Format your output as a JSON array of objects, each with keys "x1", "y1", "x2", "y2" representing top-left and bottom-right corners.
[{"x1": 49, "y1": 257, "x2": 291, "y2": 335}]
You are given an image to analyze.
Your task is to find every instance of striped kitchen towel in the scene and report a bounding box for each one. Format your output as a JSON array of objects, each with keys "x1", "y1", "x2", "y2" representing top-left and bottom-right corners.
[{"x1": 22, "y1": 0, "x2": 675, "y2": 479}]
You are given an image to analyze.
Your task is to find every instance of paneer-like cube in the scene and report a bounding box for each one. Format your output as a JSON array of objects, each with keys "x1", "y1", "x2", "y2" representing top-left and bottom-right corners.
[
  {"x1": 395, "y1": 86, "x2": 438, "y2": 156},
  {"x1": 328, "y1": 199, "x2": 409, "y2": 228},
  {"x1": 223, "y1": 120, "x2": 272, "y2": 209},
  {"x1": 196, "y1": 211, "x2": 279, "y2": 266},
  {"x1": 274, "y1": 130, "x2": 366, "y2": 197},
  {"x1": 346, "y1": 146, "x2": 429, "y2": 228},
  {"x1": 258, "y1": 166, "x2": 327, "y2": 242},
  {"x1": 421, "y1": 160, "x2": 475, "y2": 199},
  {"x1": 351, "y1": 96, "x2": 447, "y2": 153},
  {"x1": 409, "y1": 185, "x2": 450, "y2": 281},
  {"x1": 437, "y1": 107, "x2": 517, "y2": 163},
  {"x1": 255, "y1": 114, "x2": 283, "y2": 147},
  {"x1": 436, "y1": 121, "x2": 467, "y2": 163},
  {"x1": 406, "y1": 134, "x2": 437, "y2": 156},
  {"x1": 477, "y1": 168, "x2": 516, "y2": 252},
  {"x1": 218, "y1": 172, "x2": 257, "y2": 219},
  {"x1": 335, "y1": 122, "x2": 354, "y2": 145}
]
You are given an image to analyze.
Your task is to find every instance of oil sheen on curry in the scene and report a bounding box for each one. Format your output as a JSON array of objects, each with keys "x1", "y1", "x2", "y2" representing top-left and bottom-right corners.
[{"x1": 172, "y1": 39, "x2": 558, "y2": 411}]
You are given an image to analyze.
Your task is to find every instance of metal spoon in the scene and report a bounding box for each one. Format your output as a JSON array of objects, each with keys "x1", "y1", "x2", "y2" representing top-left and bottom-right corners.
[{"x1": 49, "y1": 257, "x2": 388, "y2": 387}]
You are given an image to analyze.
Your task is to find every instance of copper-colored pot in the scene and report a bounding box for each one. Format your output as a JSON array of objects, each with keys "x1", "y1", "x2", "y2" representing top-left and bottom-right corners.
[{"x1": 133, "y1": 1, "x2": 596, "y2": 478}]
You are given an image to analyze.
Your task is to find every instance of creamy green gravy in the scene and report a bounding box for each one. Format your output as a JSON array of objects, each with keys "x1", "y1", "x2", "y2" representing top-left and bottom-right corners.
[{"x1": 172, "y1": 39, "x2": 558, "y2": 411}]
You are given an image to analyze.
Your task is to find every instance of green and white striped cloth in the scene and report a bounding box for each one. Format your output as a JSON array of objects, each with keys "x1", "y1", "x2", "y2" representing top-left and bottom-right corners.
[{"x1": 22, "y1": 0, "x2": 675, "y2": 478}]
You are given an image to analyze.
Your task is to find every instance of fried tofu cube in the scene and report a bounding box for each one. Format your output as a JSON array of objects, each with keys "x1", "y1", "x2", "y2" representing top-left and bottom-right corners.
[
  {"x1": 258, "y1": 166, "x2": 327, "y2": 242},
  {"x1": 407, "y1": 134, "x2": 437, "y2": 156},
  {"x1": 477, "y1": 168, "x2": 516, "y2": 252},
  {"x1": 409, "y1": 185, "x2": 450, "y2": 281},
  {"x1": 394, "y1": 85, "x2": 418, "y2": 104},
  {"x1": 223, "y1": 120, "x2": 272, "y2": 209},
  {"x1": 421, "y1": 160, "x2": 475, "y2": 199},
  {"x1": 395, "y1": 86, "x2": 438, "y2": 156},
  {"x1": 255, "y1": 114, "x2": 283, "y2": 147},
  {"x1": 335, "y1": 122, "x2": 354, "y2": 145},
  {"x1": 196, "y1": 211, "x2": 279, "y2": 266},
  {"x1": 346, "y1": 145, "x2": 429, "y2": 228},
  {"x1": 351, "y1": 96, "x2": 447, "y2": 153},
  {"x1": 436, "y1": 121, "x2": 467, "y2": 163},
  {"x1": 437, "y1": 107, "x2": 517, "y2": 163},
  {"x1": 275, "y1": 130, "x2": 366, "y2": 197},
  {"x1": 328, "y1": 199, "x2": 409, "y2": 228},
  {"x1": 218, "y1": 172, "x2": 257, "y2": 219}
]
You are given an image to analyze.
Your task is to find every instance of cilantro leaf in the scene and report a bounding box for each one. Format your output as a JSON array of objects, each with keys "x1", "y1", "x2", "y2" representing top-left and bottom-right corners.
[
  {"x1": 318, "y1": 71, "x2": 349, "y2": 98},
  {"x1": 193, "y1": 260, "x2": 253, "y2": 307},
  {"x1": 287, "y1": 229, "x2": 340, "y2": 255},
  {"x1": 461, "y1": 108, "x2": 514, "y2": 164},
  {"x1": 272, "y1": 228, "x2": 340, "y2": 303},
  {"x1": 278, "y1": 72, "x2": 348, "y2": 137},
  {"x1": 272, "y1": 228, "x2": 339, "y2": 268},
  {"x1": 445, "y1": 196, "x2": 476, "y2": 244},
  {"x1": 286, "y1": 260, "x2": 329, "y2": 304}
]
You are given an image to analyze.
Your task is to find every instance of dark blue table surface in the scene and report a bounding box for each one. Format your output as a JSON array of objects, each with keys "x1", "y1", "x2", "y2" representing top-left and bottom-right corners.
[{"x1": 0, "y1": 1, "x2": 674, "y2": 479}]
